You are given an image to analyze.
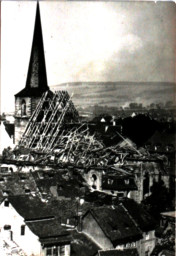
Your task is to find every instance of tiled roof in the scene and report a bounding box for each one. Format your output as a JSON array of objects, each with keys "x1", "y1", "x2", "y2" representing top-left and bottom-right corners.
[
  {"x1": 27, "y1": 219, "x2": 69, "y2": 239},
  {"x1": 0, "y1": 173, "x2": 38, "y2": 200},
  {"x1": 121, "y1": 199, "x2": 156, "y2": 232},
  {"x1": 88, "y1": 205, "x2": 142, "y2": 246},
  {"x1": 7, "y1": 195, "x2": 53, "y2": 220},
  {"x1": 84, "y1": 190, "x2": 115, "y2": 206},
  {"x1": 146, "y1": 130, "x2": 175, "y2": 148},
  {"x1": 99, "y1": 249, "x2": 139, "y2": 256},
  {"x1": 35, "y1": 170, "x2": 88, "y2": 199}
]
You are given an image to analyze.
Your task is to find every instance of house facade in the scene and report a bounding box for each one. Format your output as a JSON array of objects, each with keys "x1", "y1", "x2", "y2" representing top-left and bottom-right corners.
[
  {"x1": 0, "y1": 197, "x2": 71, "y2": 256},
  {"x1": 81, "y1": 203, "x2": 156, "y2": 256},
  {"x1": 0, "y1": 198, "x2": 41, "y2": 255}
]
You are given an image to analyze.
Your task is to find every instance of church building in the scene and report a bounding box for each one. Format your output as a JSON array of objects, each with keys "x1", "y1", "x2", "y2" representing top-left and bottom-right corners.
[{"x1": 14, "y1": 3, "x2": 50, "y2": 144}]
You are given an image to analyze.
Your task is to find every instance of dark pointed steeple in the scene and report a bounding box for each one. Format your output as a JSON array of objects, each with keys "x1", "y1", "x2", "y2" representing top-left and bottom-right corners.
[{"x1": 15, "y1": 2, "x2": 49, "y2": 97}]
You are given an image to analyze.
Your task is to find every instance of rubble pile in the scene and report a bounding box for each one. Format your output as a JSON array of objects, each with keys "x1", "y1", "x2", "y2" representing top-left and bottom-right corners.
[{"x1": 2, "y1": 121, "x2": 168, "y2": 169}]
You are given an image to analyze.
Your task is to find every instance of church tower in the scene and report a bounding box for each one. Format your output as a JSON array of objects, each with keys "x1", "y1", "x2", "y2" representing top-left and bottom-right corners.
[{"x1": 14, "y1": 2, "x2": 50, "y2": 144}]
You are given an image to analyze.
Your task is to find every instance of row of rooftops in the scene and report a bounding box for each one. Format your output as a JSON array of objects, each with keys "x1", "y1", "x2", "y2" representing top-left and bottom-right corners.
[{"x1": 1, "y1": 194, "x2": 156, "y2": 246}]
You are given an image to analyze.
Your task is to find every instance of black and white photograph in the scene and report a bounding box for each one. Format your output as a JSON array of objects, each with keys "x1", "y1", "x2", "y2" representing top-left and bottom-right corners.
[{"x1": 0, "y1": 1, "x2": 175, "y2": 256}]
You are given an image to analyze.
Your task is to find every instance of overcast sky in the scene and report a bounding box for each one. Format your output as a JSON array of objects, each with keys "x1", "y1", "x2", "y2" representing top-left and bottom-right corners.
[{"x1": 1, "y1": 1, "x2": 176, "y2": 112}]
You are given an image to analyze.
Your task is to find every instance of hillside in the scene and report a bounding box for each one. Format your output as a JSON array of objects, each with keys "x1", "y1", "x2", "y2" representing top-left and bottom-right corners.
[{"x1": 50, "y1": 81, "x2": 175, "y2": 108}]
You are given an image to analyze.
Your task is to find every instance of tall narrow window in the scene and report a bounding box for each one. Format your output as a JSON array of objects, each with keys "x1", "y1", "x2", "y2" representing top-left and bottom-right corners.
[
  {"x1": 10, "y1": 231, "x2": 13, "y2": 241},
  {"x1": 60, "y1": 245, "x2": 65, "y2": 256},
  {"x1": 21, "y1": 225, "x2": 25, "y2": 235},
  {"x1": 4, "y1": 200, "x2": 9, "y2": 207},
  {"x1": 21, "y1": 100, "x2": 26, "y2": 116},
  {"x1": 46, "y1": 247, "x2": 52, "y2": 256},
  {"x1": 53, "y1": 246, "x2": 58, "y2": 256}
]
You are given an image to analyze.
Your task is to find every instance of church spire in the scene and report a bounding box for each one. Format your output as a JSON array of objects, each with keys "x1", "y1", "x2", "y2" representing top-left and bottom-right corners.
[
  {"x1": 15, "y1": 2, "x2": 49, "y2": 97},
  {"x1": 26, "y1": 1, "x2": 48, "y2": 90}
]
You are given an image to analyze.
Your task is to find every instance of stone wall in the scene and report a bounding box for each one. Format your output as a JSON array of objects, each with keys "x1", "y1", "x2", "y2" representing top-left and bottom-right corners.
[
  {"x1": 14, "y1": 96, "x2": 41, "y2": 145},
  {"x1": 14, "y1": 117, "x2": 29, "y2": 145}
]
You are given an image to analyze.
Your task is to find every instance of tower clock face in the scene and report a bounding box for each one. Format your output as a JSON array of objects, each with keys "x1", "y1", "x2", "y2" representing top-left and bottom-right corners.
[{"x1": 30, "y1": 46, "x2": 39, "y2": 88}]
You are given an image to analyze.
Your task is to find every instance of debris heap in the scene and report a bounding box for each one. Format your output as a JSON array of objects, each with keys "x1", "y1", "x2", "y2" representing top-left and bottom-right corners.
[{"x1": 31, "y1": 124, "x2": 146, "y2": 167}]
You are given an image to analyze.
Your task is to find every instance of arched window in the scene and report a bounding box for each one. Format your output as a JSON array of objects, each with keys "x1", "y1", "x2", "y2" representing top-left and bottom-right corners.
[
  {"x1": 21, "y1": 99, "x2": 26, "y2": 116},
  {"x1": 91, "y1": 174, "x2": 97, "y2": 189},
  {"x1": 9, "y1": 167, "x2": 13, "y2": 173}
]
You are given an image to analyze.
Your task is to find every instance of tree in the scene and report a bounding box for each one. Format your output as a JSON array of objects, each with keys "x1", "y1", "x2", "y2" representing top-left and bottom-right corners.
[{"x1": 142, "y1": 180, "x2": 172, "y2": 221}]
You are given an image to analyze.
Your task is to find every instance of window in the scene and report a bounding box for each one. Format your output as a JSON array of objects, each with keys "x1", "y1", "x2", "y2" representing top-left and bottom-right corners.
[
  {"x1": 107, "y1": 178, "x2": 113, "y2": 185},
  {"x1": 124, "y1": 179, "x2": 129, "y2": 185},
  {"x1": 21, "y1": 99, "x2": 26, "y2": 116},
  {"x1": 118, "y1": 192, "x2": 124, "y2": 198},
  {"x1": 9, "y1": 167, "x2": 13, "y2": 173},
  {"x1": 4, "y1": 200, "x2": 9, "y2": 207},
  {"x1": 145, "y1": 232, "x2": 149, "y2": 240},
  {"x1": 21, "y1": 225, "x2": 25, "y2": 236},
  {"x1": 4, "y1": 225, "x2": 11, "y2": 230},
  {"x1": 46, "y1": 247, "x2": 52, "y2": 256},
  {"x1": 92, "y1": 174, "x2": 97, "y2": 181},
  {"x1": 91, "y1": 174, "x2": 98, "y2": 189},
  {"x1": 60, "y1": 245, "x2": 65, "y2": 256},
  {"x1": 46, "y1": 246, "x2": 66, "y2": 256},
  {"x1": 53, "y1": 247, "x2": 58, "y2": 256},
  {"x1": 25, "y1": 189, "x2": 31, "y2": 194},
  {"x1": 10, "y1": 231, "x2": 13, "y2": 241}
]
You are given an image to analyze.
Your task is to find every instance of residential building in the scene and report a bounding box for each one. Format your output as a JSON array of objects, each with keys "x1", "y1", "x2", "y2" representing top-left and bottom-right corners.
[
  {"x1": 0, "y1": 196, "x2": 71, "y2": 256},
  {"x1": 81, "y1": 200, "x2": 156, "y2": 256}
]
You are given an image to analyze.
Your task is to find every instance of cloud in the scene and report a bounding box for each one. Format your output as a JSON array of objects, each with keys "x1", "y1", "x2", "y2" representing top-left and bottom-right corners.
[{"x1": 120, "y1": 34, "x2": 143, "y2": 54}]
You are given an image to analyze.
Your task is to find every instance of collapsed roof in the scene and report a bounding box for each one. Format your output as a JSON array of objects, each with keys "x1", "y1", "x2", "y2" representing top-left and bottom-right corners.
[{"x1": 19, "y1": 90, "x2": 79, "y2": 151}]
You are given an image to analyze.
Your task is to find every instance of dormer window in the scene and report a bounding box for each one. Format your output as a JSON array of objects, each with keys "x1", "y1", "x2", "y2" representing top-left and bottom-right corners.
[{"x1": 21, "y1": 99, "x2": 26, "y2": 116}]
